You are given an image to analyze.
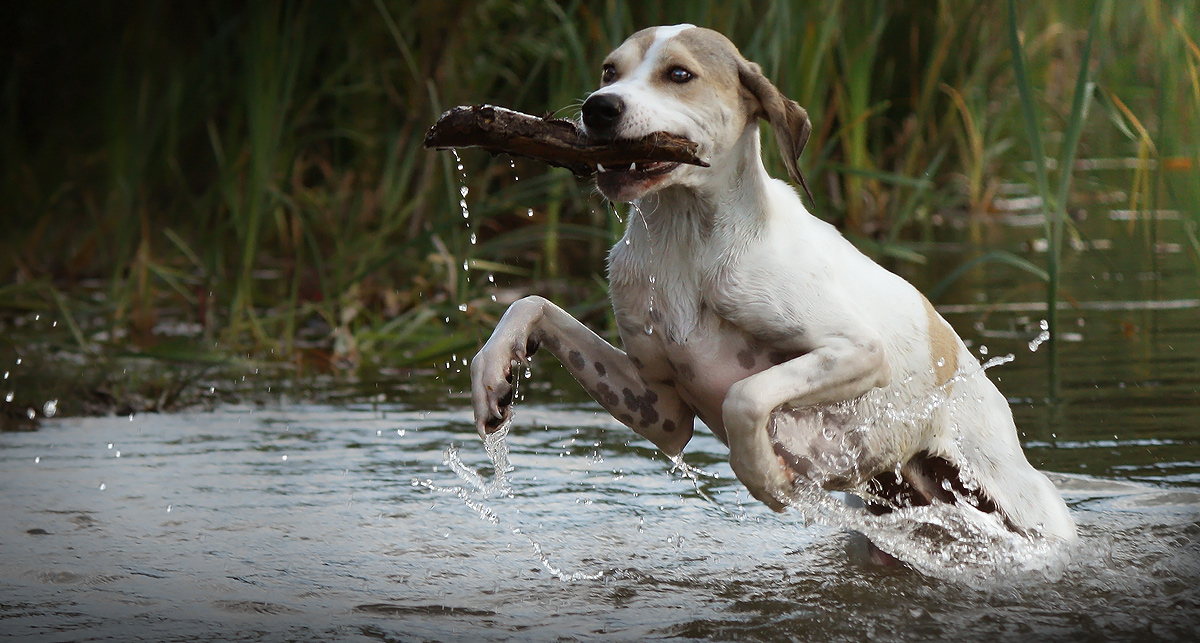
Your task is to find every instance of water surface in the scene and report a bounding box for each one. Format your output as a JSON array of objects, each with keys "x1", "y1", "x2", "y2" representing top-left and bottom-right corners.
[{"x1": 2, "y1": 392, "x2": 1197, "y2": 641}]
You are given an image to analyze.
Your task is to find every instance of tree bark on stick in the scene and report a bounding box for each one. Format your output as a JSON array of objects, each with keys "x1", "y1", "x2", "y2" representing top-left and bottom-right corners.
[{"x1": 424, "y1": 105, "x2": 708, "y2": 177}]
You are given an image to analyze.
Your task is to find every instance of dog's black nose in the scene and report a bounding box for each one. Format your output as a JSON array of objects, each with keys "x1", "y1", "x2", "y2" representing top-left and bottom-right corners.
[{"x1": 582, "y1": 93, "x2": 624, "y2": 136}]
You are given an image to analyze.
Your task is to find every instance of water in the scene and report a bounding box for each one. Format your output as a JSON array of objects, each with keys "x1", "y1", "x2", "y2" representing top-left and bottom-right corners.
[{"x1": 2, "y1": 388, "x2": 1198, "y2": 641}]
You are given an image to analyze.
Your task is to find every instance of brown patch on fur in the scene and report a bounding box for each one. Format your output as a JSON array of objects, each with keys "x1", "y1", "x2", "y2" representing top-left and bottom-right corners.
[
  {"x1": 864, "y1": 452, "x2": 1013, "y2": 531},
  {"x1": 922, "y1": 296, "x2": 958, "y2": 386},
  {"x1": 592, "y1": 382, "x2": 620, "y2": 408},
  {"x1": 601, "y1": 28, "x2": 658, "y2": 81},
  {"x1": 767, "y1": 350, "x2": 793, "y2": 365},
  {"x1": 621, "y1": 387, "x2": 660, "y2": 427},
  {"x1": 736, "y1": 344, "x2": 756, "y2": 369}
]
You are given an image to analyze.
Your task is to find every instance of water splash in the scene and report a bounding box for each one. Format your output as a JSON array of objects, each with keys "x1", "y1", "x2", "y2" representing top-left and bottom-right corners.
[
  {"x1": 668, "y1": 453, "x2": 746, "y2": 521},
  {"x1": 414, "y1": 414, "x2": 606, "y2": 581},
  {"x1": 763, "y1": 351, "x2": 1071, "y2": 585},
  {"x1": 1028, "y1": 319, "x2": 1051, "y2": 352},
  {"x1": 779, "y1": 482, "x2": 1067, "y2": 585}
]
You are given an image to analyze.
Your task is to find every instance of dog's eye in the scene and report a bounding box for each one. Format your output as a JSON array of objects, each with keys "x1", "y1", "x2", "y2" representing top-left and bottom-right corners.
[
  {"x1": 668, "y1": 67, "x2": 693, "y2": 83},
  {"x1": 601, "y1": 65, "x2": 616, "y2": 84}
]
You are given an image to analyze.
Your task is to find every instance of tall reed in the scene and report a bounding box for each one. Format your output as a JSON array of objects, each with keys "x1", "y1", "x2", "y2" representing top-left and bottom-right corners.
[{"x1": 0, "y1": 0, "x2": 1194, "y2": 385}]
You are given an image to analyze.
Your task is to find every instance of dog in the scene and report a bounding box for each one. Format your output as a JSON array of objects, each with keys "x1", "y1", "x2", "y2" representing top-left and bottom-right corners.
[{"x1": 471, "y1": 24, "x2": 1076, "y2": 543}]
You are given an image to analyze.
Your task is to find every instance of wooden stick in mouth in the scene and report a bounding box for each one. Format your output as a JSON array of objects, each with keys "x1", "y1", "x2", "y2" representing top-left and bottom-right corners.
[{"x1": 424, "y1": 104, "x2": 710, "y2": 177}]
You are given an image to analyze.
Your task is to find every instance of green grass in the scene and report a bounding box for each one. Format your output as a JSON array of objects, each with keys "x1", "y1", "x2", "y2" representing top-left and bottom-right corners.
[{"x1": 1, "y1": 0, "x2": 1197, "y2": 409}]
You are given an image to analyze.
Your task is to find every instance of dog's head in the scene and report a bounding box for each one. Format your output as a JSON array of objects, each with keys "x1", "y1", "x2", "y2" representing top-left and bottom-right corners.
[{"x1": 582, "y1": 24, "x2": 811, "y2": 203}]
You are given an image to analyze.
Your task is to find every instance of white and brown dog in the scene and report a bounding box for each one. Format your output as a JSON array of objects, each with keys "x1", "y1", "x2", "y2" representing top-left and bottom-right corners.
[{"x1": 471, "y1": 24, "x2": 1076, "y2": 543}]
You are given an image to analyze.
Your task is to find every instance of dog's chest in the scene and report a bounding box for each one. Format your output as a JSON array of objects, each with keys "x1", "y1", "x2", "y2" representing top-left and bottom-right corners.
[{"x1": 609, "y1": 244, "x2": 788, "y2": 428}]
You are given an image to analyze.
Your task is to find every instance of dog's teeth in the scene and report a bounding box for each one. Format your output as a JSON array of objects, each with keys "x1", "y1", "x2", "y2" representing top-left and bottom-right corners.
[
  {"x1": 597, "y1": 163, "x2": 606, "y2": 173},
  {"x1": 629, "y1": 162, "x2": 637, "y2": 171}
]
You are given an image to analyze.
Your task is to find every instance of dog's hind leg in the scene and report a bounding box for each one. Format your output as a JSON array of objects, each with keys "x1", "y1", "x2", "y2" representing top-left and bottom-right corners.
[{"x1": 471, "y1": 295, "x2": 695, "y2": 455}]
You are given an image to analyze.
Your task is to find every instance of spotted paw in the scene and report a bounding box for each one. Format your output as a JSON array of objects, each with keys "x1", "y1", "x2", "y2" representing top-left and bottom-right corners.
[{"x1": 470, "y1": 350, "x2": 521, "y2": 437}]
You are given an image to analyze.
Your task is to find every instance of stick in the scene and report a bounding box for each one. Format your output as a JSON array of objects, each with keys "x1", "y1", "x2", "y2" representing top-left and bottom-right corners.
[{"x1": 424, "y1": 104, "x2": 709, "y2": 177}]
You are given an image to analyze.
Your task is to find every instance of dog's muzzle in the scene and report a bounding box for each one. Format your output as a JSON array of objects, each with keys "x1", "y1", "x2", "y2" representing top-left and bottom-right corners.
[{"x1": 582, "y1": 93, "x2": 624, "y2": 138}]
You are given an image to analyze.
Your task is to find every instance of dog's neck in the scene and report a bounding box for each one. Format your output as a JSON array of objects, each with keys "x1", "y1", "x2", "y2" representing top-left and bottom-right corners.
[
  {"x1": 624, "y1": 124, "x2": 773, "y2": 256},
  {"x1": 607, "y1": 124, "x2": 777, "y2": 341}
]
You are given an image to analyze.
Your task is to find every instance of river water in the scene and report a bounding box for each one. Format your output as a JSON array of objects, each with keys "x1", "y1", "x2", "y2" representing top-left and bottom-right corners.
[{"x1": 1, "y1": 370, "x2": 1198, "y2": 642}]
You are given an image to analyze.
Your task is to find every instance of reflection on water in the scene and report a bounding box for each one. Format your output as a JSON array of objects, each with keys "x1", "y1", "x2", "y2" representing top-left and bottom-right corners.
[{"x1": 1, "y1": 397, "x2": 1198, "y2": 641}]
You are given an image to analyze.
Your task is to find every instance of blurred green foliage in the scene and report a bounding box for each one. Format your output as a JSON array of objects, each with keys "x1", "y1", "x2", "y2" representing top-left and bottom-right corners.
[{"x1": 1, "y1": 0, "x2": 1196, "y2": 383}]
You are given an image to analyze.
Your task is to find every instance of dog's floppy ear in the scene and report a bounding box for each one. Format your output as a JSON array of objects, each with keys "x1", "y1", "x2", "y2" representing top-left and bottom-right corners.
[{"x1": 738, "y1": 60, "x2": 814, "y2": 204}]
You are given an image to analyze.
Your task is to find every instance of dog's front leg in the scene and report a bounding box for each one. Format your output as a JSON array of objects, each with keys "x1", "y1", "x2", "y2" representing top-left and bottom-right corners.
[
  {"x1": 472, "y1": 295, "x2": 695, "y2": 455},
  {"x1": 722, "y1": 329, "x2": 890, "y2": 511}
]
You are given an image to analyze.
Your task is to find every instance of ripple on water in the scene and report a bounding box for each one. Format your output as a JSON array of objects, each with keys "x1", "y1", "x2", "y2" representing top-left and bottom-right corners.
[{"x1": 0, "y1": 405, "x2": 1197, "y2": 641}]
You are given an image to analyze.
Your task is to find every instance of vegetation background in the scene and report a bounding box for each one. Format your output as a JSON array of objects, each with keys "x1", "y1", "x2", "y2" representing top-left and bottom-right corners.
[{"x1": 2, "y1": 0, "x2": 1197, "y2": 422}]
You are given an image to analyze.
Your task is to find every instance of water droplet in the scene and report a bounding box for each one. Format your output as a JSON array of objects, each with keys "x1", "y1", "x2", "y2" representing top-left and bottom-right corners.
[
  {"x1": 460, "y1": 186, "x2": 469, "y2": 198},
  {"x1": 524, "y1": 368, "x2": 532, "y2": 379},
  {"x1": 458, "y1": 304, "x2": 468, "y2": 312},
  {"x1": 281, "y1": 454, "x2": 288, "y2": 461},
  {"x1": 1028, "y1": 329, "x2": 1051, "y2": 352},
  {"x1": 1039, "y1": 318, "x2": 1049, "y2": 330},
  {"x1": 979, "y1": 345, "x2": 989, "y2": 355},
  {"x1": 108, "y1": 443, "x2": 113, "y2": 449},
  {"x1": 470, "y1": 233, "x2": 477, "y2": 244},
  {"x1": 115, "y1": 451, "x2": 121, "y2": 458},
  {"x1": 26, "y1": 408, "x2": 35, "y2": 419},
  {"x1": 377, "y1": 430, "x2": 382, "y2": 436},
  {"x1": 526, "y1": 208, "x2": 535, "y2": 217},
  {"x1": 936, "y1": 358, "x2": 945, "y2": 368},
  {"x1": 128, "y1": 413, "x2": 134, "y2": 421},
  {"x1": 34, "y1": 456, "x2": 40, "y2": 464},
  {"x1": 166, "y1": 505, "x2": 172, "y2": 513},
  {"x1": 397, "y1": 429, "x2": 406, "y2": 436},
  {"x1": 99, "y1": 483, "x2": 106, "y2": 491},
  {"x1": 3, "y1": 371, "x2": 7, "y2": 379},
  {"x1": 5, "y1": 392, "x2": 12, "y2": 402},
  {"x1": 42, "y1": 399, "x2": 57, "y2": 417}
]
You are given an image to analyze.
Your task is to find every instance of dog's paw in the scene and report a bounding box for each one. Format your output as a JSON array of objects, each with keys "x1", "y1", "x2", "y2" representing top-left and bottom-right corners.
[
  {"x1": 470, "y1": 353, "x2": 516, "y2": 436},
  {"x1": 758, "y1": 466, "x2": 800, "y2": 513},
  {"x1": 470, "y1": 337, "x2": 540, "y2": 437},
  {"x1": 730, "y1": 450, "x2": 798, "y2": 513}
]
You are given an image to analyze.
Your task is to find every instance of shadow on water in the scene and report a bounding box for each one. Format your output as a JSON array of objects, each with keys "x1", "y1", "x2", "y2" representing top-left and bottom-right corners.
[{"x1": 3, "y1": 189, "x2": 1200, "y2": 640}]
